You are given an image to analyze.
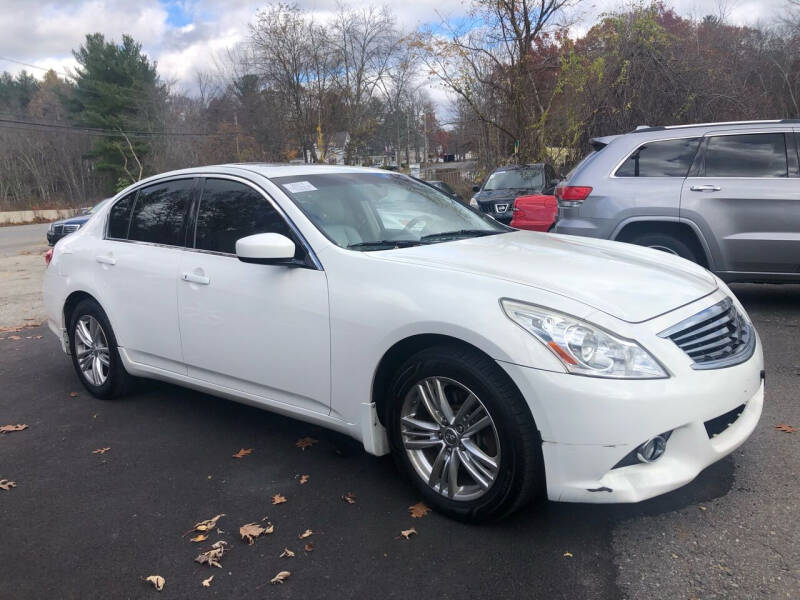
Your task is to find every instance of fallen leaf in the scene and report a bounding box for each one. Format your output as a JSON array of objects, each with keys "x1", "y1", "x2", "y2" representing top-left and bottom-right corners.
[
  {"x1": 145, "y1": 575, "x2": 165, "y2": 591},
  {"x1": 299, "y1": 529, "x2": 313, "y2": 539},
  {"x1": 270, "y1": 571, "x2": 291, "y2": 585},
  {"x1": 0, "y1": 480, "x2": 16, "y2": 491},
  {"x1": 304, "y1": 542, "x2": 314, "y2": 552},
  {"x1": 563, "y1": 552, "x2": 573, "y2": 558},
  {"x1": 92, "y1": 447, "x2": 111, "y2": 454},
  {"x1": 342, "y1": 492, "x2": 356, "y2": 504},
  {"x1": 272, "y1": 493, "x2": 287, "y2": 505},
  {"x1": 69, "y1": 392, "x2": 78, "y2": 397},
  {"x1": 0, "y1": 424, "x2": 28, "y2": 433},
  {"x1": 191, "y1": 514, "x2": 225, "y2": 533},
  {"x1": 400, "y1": 528, "x2": 417, "y2": 539},
  {"x1": 280, "y1": 548, "x2": 295, "y2": 558},
  {"x1": 195, "y1": 541, "x2": 229, "y2": 568},
  {"x1": 776, "y1": 424, "x2": 797, "y2": 433},
  {"x1": 671, "y1": 552, "x2": 679, "y2": 559},
  {"x1": 699, "y1": 506, "x2": 707, "y2": 511},
  {"x1": 232, "y1": 448, "x2": 253, "y2": 458},
  {"x1": 240, "y1": 522, "x2": 267, "y2": 545},
  {"x1": 299, "y1": 474, "x2": 309, "y2": 485},
  {"x1": 201, "y1": 575, "x2": 214, "y2": 587},
  {"x1": 8, "y1": 336, "x2": 21, "y2": 341},
  {"x1": 295, "y1": 437, "x2": 318, "y2": 450},
  {"x1": 190, "y1": 534, "x2": 208, "y2": 543},
  {"x1": 408, "y1": 502, "x2": 430, "y2": 518}
]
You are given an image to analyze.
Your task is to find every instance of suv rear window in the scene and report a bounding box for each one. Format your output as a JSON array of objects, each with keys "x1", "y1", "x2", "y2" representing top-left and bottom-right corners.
[
  {"x1": 615, "y1": 138, "x2": 700, "y2": 177},
  {"x1": 703, "y1": 133, "x2": 788, "y2": 178}
]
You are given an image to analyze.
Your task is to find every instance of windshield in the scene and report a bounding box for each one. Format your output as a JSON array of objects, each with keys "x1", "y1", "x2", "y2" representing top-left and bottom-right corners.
[
  {"x1": 484, "y1": 167, "x2": 544, "y2": 191},
  {"x1": 273, "y1": 172, "x2": 507, "y2": 251},
  {"x1": 90, "y1": 199, "x2": 110, "y2": 213}
]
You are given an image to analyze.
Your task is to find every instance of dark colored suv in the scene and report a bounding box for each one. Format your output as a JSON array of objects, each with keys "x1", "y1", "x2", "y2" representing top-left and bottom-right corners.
[{"x1": 469, "y1": 164, "x2": 559, "y2": 224}]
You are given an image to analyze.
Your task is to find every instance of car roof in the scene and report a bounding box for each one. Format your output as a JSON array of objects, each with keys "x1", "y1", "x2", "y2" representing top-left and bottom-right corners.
[{"x1": 628, "y1": 119, "x2": 800, "y2": 135}]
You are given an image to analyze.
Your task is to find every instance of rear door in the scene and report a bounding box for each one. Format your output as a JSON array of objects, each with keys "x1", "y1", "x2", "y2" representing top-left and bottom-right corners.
[
  {"x1": 681, "y1": 130, "x2": 800, "y2": 274},
  {"x1": 96, "y1": 178, "x2": 195, "y2": 374}
]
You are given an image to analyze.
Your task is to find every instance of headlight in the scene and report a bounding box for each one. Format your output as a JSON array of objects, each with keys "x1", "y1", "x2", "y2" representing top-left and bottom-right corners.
[
  {"x1": 501, "y1": 299, "x2": 668, "y2": 379},
  {"x1": 469, "y1": 197, "x2": 478, "y2": 208}
]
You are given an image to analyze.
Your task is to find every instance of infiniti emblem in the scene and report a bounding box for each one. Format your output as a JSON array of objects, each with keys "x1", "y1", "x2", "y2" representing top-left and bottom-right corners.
[{"x1": 443, "y1": 428, "x2": 459, "y2": 446}]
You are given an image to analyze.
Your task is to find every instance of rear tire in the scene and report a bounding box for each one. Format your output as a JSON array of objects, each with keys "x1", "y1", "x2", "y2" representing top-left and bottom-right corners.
[
  {"x1": 386, "y1": 344, "x2": 543, "y2": 522},
  {"x1": 68, "y1": 299, "x2": 133, "y2": 399},
  {"x1": 630, "y1": 232, "x2": 699, "y2": 263}
]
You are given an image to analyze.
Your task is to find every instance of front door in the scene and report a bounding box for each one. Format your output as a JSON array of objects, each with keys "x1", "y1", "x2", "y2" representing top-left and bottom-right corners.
[
  {"x1": 177, "y1": 177, "x2": 331, "y2": 414},
  {"x1": 681, "y1": 130, "x2": 800, "y2": 274}
]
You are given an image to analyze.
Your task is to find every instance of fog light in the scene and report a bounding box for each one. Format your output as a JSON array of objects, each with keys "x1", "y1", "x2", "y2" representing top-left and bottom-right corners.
[{"x1": 636, "y1": 435, "x2": 668, "y2": 463}]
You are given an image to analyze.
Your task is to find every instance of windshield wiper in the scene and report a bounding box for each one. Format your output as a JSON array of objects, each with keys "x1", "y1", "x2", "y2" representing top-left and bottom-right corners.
[
  {"x1": 347, "y1": 239, "x2": 421, "y2": 250},
  {"x1": 419, "y1": 229, "x2": 504, "y2": 243}
]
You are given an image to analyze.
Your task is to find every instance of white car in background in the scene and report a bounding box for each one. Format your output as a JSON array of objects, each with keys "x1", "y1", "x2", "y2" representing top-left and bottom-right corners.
[{"x1": 43, "y1": 165, "x2": 764, "y2": 521}]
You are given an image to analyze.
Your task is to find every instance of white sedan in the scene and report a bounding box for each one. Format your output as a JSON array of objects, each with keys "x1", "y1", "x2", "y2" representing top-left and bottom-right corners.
[{"x1": 43, "y1": 165, "x2": 764, "y2": 521}]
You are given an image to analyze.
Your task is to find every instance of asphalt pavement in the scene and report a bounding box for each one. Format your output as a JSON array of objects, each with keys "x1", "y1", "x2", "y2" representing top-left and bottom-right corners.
[
  {"x1": 0, "y1": 223, "x2": 50, "y2": 257},
  {"x1": 0, "y1": 283, "x2": 798, "y2": 599}
]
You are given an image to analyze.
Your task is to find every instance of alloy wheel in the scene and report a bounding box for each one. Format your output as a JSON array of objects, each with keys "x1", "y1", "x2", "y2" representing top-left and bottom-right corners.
[
  {"x1": 74, "y1": 315, "x2": 111, "y2": 386},
  {"x1": 400, "y1": 376, "x2": 501, "y2": 501}
]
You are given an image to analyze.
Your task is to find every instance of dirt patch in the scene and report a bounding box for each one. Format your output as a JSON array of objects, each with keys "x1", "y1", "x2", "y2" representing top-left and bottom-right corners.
[{"x1": 0, "y1": 248, "x2": 48, "y2": 329}]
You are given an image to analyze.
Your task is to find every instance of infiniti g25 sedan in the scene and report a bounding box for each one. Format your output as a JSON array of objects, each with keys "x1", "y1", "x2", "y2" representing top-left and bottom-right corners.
[{"x1": 43, "y1": 165, "x2": 764, "y2": 521}]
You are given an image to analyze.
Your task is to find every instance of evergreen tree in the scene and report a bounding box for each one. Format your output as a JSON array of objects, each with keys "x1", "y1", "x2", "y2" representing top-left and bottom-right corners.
[{"x1": 65, "y1": 33, "x2": 165, "y2": 189}]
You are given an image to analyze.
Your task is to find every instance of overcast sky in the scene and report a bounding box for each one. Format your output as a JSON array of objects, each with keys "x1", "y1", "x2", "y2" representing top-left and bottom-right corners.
[{"x1": 0, "y1": 0, "x2": 790, "y2": 101}]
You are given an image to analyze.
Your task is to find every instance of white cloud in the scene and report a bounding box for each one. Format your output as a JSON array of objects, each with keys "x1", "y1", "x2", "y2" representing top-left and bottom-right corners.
[{"x1": 0, "y1": 0, "x2": 791, "y2": 96}]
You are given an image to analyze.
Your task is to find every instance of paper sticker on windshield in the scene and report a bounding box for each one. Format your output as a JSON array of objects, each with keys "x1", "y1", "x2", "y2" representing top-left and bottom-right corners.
[{"x1": 284, "y1": 181, "x2": 318, "y2": 193}]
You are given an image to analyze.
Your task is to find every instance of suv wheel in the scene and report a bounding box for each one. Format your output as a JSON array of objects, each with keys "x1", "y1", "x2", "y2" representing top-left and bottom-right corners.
[
  {"x1": 630, "y1": 232, "x2": 699, "y2": 263},
  {"x1": 68, "y1": 299, "x2": 133, "y2": 399},
  {"x1": 386, "y1": 344, "x2": 543, "y2": 522}
]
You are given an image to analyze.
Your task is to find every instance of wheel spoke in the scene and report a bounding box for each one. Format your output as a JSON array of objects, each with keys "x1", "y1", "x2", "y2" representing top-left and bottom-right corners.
[
  {"x1": 432, "y1": 378, "x2": 455, "y2": 424},
  {"x1": 457, "y1": 448, "x2": 490, "y2": 489},
  {"x1": 76, "y1": 320, "x2": 93, "y2": 347},
  {"x1": 401, "y1": 416, "x2": 439, "y2": 433},
  {"x1": 78, "y1": 354, "x2": 93, "y2": 371},
  {"x1": 452, "y1": 393, "x2": 478, "y2": 427},
  {"x1": 428, "y1": 445, "x2": 448, "y2": 488},
  {"x1": 89, "y1": 317, "x2": 99, "y2": 341},
  {"x1": 462, "y1": 438, "x2": 498, "y2": 471},
  {"x1": 463, "y1": 414, "x2": 492, "y2": 438},
  {"x1": 97, "y1": 352, "x2": 110, "y2": 367},
  {"x1": 447, "y1": 447, "x2": 460, "y2": 499},
  {"x1": 92, "y1": 356, "x2": 103, "y2": 385},
  {"x1": 417, "y1": 383, "x2": 445, "y2": 426}
]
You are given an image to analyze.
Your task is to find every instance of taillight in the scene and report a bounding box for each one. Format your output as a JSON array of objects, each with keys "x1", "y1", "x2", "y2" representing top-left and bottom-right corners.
[
  {"x1": 555, "y1": 185, "x2": 592, "y2": 206},
  {"x1": 45, "y1": 248, "x2": 53, "y2": 266}
]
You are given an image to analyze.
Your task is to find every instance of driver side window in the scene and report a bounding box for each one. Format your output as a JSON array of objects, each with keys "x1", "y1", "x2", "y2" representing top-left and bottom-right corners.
[{"x1": 194, "y1": 179, "x2": 294, "y2": 255}]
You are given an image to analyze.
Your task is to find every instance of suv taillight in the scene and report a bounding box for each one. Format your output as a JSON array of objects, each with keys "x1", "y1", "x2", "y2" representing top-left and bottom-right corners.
[{"x1": 555, "y1": 185, "x2": 592, "y2": 207}]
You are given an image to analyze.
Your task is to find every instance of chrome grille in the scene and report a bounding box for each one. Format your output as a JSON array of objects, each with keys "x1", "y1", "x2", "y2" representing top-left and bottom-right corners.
[
  {"x1": 53, "y1": 224, "x2": 64, "y2": 235},
  {"x1": 63, "y1": 224, "x2": 80, "y2": 234},
  {"x1": 659, "y1": 298, "x2": 755, "y2": 369}
]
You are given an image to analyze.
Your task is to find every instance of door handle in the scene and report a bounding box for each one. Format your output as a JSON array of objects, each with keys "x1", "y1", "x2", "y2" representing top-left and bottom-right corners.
[
  {"x1": 690, "y1": 184, "x2": 721, "y2": 192},
  {"x1": 95, "y1": 255, "x2": 116, "y2": 265},
  {"x1": 182, "y1": 272, "x2": 210, "y2": 285}
]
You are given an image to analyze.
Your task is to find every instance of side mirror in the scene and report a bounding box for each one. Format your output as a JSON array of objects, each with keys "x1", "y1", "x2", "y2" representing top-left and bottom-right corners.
[
  {"x1": 236, "y1": 233, "x2": 297, "y2": 265},
  {"x1": 472, "y1": 185, "x2": 480, "y2": 193}
]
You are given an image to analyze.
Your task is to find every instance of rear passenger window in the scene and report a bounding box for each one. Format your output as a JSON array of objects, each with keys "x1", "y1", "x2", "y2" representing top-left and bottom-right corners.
[
  {"x1": 194, "y1": 179, "x2": 293, "y2": 255},
  {"x1": 703, "y1": 133, "x2": 788, "y2": 178},
  {"x1": 107, "y1": 193, "x2": 135, "y2": 239},
  {"x1": 615, "y1": 138, "x2": 700, "y2": 177},
  {"x1": 128, "y1": 179, "x2": 193, "y2": 246}
]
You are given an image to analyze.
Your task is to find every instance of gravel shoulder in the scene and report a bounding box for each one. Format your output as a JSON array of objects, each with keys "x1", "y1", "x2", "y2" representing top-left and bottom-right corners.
[{"x1": 0, "y1": 225, "x2": 49, "y2": 328}]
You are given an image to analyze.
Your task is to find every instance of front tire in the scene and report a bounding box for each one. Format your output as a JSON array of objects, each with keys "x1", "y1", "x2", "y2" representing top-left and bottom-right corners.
[
  {"x1": 68, "y1": 299, "x2": 133, "y2": 399},
  {"x1": 387, "y1": 344, "x2": 543, "y2": 522}
]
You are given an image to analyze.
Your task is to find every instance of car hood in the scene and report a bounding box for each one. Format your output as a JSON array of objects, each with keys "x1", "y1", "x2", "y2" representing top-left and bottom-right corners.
[
  {"x1": 376, "y1": 231, "x2": 717, "y2": 323},
  {"x1": 54, "y1": 216, "x2": 89, "y2": 226},
  {"x1": 475, "y1": 189, "x2": 534, "y2": 201}
]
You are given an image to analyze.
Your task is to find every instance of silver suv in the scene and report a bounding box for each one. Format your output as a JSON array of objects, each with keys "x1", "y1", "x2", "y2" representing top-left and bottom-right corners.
[{"x1": 554, "y1": 120, "x2": 800, "y2": 283}]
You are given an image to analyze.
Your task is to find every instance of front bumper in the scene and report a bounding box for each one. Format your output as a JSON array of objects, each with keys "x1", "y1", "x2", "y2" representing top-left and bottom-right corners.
[{"x1": 499, "y1": 296, "x2": 764, "y2": 503}]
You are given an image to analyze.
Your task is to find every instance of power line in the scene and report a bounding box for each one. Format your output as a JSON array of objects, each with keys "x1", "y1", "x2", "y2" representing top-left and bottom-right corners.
[
  {"x1": 0, "y1": 116, "x2": 235, "y2": 138},
  {"x1": 0, "y1": 55, "x2": 70, "y2": 76}
]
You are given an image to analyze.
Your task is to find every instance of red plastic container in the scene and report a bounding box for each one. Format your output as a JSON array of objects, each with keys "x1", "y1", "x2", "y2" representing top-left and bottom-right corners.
[{"x1": 509, "y1": 194, "x2": 558, "y2": 232}]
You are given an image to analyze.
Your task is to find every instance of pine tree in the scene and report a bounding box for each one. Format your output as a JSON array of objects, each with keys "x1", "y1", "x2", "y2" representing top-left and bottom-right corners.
[{"x1": 65, "y1": 33, "x2": 165, "y2": 190}]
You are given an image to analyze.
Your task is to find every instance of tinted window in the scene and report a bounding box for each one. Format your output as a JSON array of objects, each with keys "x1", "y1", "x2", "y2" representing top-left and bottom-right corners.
[
  {"x1": 194, "y1": 179, "x2": 292, "y2": 254},
  {"x1": 128, "y1": 180, "x2": 193, "y2": 246},
  {"x1": 616, "y1": 138, "x2": 700, "y2": 177},
  {"x1": 704, "y1": 133, "x2": 788, "y2": 178},
  {"x1": 484, "y1": 167, "x2": 544, "y2": 190},
  {"x1": 107, "y1": 193, "x2": 135, "y2": 239}
]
